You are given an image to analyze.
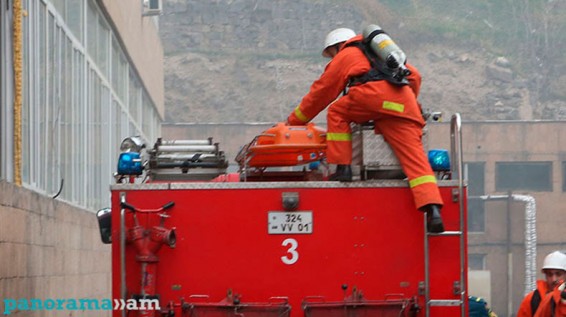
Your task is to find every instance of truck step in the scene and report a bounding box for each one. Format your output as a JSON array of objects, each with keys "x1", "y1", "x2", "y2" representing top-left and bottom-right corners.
[
  {"x1": 427, "y1": 230, "x2": 462, "y2": 236},
  {"x1": 428, "y1": 299, "x2": 462, "y2": 306}
]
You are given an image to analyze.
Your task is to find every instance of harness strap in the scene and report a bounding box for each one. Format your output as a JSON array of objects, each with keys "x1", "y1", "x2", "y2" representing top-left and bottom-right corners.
[
  {"x1": 530, "y1": 289, "x2": 541, "y2": 316},
  {"x1": 344, "y1": 41, "x2": 409, "y2": 87}
]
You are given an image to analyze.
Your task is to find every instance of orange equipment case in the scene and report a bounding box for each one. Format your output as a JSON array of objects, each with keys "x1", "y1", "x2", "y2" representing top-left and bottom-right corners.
[{"x1": 235, "y1": 122, "x2": 326, "y2": 168}]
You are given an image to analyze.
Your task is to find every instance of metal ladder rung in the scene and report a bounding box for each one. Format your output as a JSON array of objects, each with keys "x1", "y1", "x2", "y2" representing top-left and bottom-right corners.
[
  {"x1": 427, "y1": 230, "x2": 462, "y2": 236},
  {"x1": 428, "y1": 300, "x2": 463, "y2": 306}
]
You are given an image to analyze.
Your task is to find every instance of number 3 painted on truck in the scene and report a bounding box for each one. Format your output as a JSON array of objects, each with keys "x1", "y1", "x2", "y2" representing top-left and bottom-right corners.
[{"x1": 281, "y1": 238, "x2": 298, "y2": 265}]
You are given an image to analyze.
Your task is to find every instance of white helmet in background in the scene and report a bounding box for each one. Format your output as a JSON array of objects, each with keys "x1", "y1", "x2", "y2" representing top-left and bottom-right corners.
[
  {"x1": 322, "y1": 28, "x2": 356, "y2": 57},
  {"x1": 542, "y1": 251, "x2": 566, "y2": 271}
]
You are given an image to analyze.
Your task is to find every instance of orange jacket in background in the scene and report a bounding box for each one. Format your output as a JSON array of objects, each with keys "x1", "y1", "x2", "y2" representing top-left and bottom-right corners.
[
  {"x1": 534, "y1": 283, "x2": 566, "y2": 317},
  {"x1": 518, "y1": 280, "x2": 551, "y2": 317}
]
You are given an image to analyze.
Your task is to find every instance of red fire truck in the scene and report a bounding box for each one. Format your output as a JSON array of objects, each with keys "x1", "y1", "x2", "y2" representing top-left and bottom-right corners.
[{"x1": 97, "y1": 114, "x2": 468, "y2": 317}]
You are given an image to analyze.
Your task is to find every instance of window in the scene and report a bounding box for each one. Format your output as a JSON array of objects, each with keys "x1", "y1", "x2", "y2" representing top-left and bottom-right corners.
[
  {"x1": 129, "y1": 71, "x2": 142, "y2": 125},
  {"x1": 112, "y1": 38, "x2": 127, "y2": 103},
  {"x1": 9, "y1": 0, "x2": 161, "y2": 210},
  {"x1": 466, "y1": 162, "x2": 485, "y2": 232},
  {"x1": 52, "y1": 0, "x2": 83, "y2": 42},
  {"x1": 495, "y1": 162, "x2": 553, "y2": 192},
  {"x1": 468, "y1": 254, "x2": 487, "y2": 270},
  {"x1": 0, "y1": 0, "x2": 10, "y2": 180}
]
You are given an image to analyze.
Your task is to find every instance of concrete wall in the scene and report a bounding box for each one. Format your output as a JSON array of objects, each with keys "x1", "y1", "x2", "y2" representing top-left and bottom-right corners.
[{"x1": 0, "y1": 181, "x2": 111, "y2": 316}]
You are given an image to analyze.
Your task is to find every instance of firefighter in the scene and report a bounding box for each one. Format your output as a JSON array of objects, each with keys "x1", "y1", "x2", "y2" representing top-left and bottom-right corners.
[
  {"x1": 518, "y1": 251, "x2": 566, "y2": 317},
  {"x1": 286, "y1": 27, "x2": 444, "y2": 233}
]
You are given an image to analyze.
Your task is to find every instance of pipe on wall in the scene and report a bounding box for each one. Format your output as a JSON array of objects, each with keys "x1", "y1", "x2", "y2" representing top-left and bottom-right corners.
[
  {"x1": 513, "y1": 194, "x2": 537, "y2": 293},
  {"x1": 477, "y1": 194, "x2": 536, "y2": 292},
  {"x1": 12, "y1": 0, "x2": 23, "y2": 186}
]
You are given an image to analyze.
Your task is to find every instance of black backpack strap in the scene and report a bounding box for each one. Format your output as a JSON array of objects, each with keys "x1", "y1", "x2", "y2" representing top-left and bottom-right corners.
[
  {"x1": 343, "y1": 41, "x2": 376, "y2": 65},
  {"x1": 343, "y1": 41, "x2": 408, "y2": 87},
  {"x1": 550, "y1": 297, "x2": 556, "y2": 317},
  {"x1": 531, "y1": 289, "x2": 541, "y2": 316}
]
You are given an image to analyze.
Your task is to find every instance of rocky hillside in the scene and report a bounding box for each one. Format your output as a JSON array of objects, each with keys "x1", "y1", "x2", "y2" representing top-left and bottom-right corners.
[{"x1": 159, "y1": 0, "x2": 566, "y2": 123}]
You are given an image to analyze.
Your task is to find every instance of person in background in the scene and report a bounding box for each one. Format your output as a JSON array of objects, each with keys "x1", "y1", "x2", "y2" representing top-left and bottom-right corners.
[
  {"x1": 285, "y1": 27, "x2": 444, "y2": 232},
  {"x1": 469, "y1": 295, "x2": 498, "y2": 317},
  {"x1": 518, "y1": 251, "x2": 566, "y2": 317},
  {"x1": 534, "y1": 281, "x2": 566, "y2": 317}
]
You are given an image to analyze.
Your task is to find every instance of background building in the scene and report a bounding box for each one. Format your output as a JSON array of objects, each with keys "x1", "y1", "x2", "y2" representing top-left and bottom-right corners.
[{"x1": 0, "y1": 0, "x2": 163, "y2": 315}]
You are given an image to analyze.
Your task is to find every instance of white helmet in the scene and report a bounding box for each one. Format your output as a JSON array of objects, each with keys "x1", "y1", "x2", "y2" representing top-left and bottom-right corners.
[
  {"x1": 542, "y1": 251, "x2": 566, "y2": 271},
  {"x1": 322, "y1": 28, "x2": 356, "y2": 57}
]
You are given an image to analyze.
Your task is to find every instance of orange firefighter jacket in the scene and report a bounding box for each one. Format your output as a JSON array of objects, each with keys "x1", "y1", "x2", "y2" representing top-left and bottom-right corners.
[
  {"x1": 534, "y1": 283, "x2": 566, "y2": 317},
  {"x1": 518, "y1": 280, "x2": 551, "y2": 317}
]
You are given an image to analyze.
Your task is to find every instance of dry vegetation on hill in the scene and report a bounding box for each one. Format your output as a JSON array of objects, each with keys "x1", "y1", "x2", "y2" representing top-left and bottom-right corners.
[{"x1": 160, "y1": 0, "x2": 566, "y2": 123}]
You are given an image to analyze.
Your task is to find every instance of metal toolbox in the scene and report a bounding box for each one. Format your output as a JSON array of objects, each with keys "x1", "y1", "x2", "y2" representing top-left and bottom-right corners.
[{"x1": 352, "y1": 123, "x2": 428, "y2": 180}]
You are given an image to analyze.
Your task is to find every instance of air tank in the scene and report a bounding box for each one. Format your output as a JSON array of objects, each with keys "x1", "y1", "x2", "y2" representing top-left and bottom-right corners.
[{"x1": 362, "y1": 24, "x2": 410, "y2": 79}]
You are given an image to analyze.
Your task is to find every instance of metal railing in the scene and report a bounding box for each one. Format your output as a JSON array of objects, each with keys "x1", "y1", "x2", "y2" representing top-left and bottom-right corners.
[{"x1": 424, "y1": 113, "x2": 466, "y2": 317}]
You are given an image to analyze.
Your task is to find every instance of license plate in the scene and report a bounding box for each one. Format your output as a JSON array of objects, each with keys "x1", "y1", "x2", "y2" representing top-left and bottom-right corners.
[{"x1": 268, "y1": 211, "x2": 313, "y2": 234}]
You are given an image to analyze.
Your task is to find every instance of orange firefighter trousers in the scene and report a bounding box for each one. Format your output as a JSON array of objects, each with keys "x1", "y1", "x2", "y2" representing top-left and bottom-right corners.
[{"x1": 326, "y1": 94, "x2": 443, "y2": 210}]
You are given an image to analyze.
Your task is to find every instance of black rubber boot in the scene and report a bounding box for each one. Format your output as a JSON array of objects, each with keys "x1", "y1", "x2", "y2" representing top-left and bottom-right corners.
[
  {"x1": 329, "y1": 165, "x2": 352, "y2": 182},
  {"x1": 423, "y1": 204, "x2": 445, "y2": 233}
]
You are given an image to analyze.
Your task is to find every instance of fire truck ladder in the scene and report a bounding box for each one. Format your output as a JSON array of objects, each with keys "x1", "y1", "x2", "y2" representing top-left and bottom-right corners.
[{"x1": 423, "y1": 113, "x2": 466, "y2": 317}]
